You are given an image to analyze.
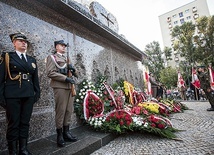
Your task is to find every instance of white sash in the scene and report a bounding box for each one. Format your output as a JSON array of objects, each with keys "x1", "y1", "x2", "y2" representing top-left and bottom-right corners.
[{"x1": 50, "y1": 55, "x2": 67, "y2": 69}]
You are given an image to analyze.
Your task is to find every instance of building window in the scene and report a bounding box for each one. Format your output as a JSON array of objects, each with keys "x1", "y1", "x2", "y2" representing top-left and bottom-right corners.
[
  {"x1": 192, "y1": 7, "x2": 197, "y2": 13},
  {"x1": 172, "y1": 14, "x2": 177, "y2": 18},
  {"x1": 180, "y1": 18, "x2": 185, "y2": 24},
  {"x1": 185, "y1": 9, "x2": 189, "y2": 13},
  {"x1": 186, "y1": 16, "x2": 191, "y2": 20},
  {"x1": 174, "y1": 21, "x2": 178, "y2": 25},
  {"x1": 194, "y1": 14, "x2": 199, "y2": 19},
  {"x1": 167, "y1": 17, "x2": 171, "y2": 22},
  {"x1": 179, "y1": 12, "x2": 183, "y2": 17}
]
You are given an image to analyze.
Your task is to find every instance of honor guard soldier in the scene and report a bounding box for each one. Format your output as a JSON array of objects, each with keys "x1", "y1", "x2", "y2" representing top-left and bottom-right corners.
[
  {"x1": 46, "y1": 40, "x2": 78, "y2": 147},
  {"x1": 0, "y1": 33, "x2": 40, "y2": 155}
]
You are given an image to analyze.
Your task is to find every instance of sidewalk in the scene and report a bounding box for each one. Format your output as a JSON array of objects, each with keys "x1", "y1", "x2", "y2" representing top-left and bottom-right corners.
[
  {"x1": 91, "y1": 101, "x2": 214, "y2": 155},
  {"x1": 0, "y1": 101, "x2": 213, "y2": 155}
]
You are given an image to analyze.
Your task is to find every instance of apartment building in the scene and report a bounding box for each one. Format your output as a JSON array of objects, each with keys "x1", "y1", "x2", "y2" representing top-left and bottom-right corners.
[{"x1": 159, "y1": 0, "x2": 210, "y2": 67}]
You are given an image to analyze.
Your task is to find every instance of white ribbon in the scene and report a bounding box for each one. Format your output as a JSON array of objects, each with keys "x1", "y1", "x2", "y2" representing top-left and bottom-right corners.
[{"x1": 50, "y1": 55, "x2": 67, "y2": 69}]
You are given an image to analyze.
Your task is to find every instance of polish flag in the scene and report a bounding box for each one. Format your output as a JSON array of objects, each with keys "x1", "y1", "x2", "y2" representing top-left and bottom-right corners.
[
  {"x1": 177, "y1": 71, "x2": 185, "y2": 88},
  {"x1": 208, "y1": 64, "x2": 214, "y2": 90},
  {"x1": 191, "y1": 67, "x2": 200, "y2": 89},
  {"x1": 144, "y1": 70, "x2": 151, "y2": 96}
]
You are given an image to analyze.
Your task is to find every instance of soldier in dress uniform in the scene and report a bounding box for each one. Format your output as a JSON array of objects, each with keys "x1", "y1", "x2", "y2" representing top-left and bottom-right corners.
[
  {"x1": 46, "y1": 40, "x2": 78, "y2": 147},
  {"x1": 197, "y1": 65, "x2": 214, "y2": 111},
  {"x1": 149, "y1": 73, "x2": 160, "y2": 98},
  {"x1": 0, "y1": 33, "x2": 40, "y2": 155}
]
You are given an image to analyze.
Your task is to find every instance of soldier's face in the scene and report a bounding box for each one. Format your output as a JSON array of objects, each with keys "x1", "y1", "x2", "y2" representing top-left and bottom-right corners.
[
  {"x1": 13, "y1": 39, "x2": 27, "y2": 52},
  {"x1": 56, "y1": 44, "x2": 66, "y2": 54}
]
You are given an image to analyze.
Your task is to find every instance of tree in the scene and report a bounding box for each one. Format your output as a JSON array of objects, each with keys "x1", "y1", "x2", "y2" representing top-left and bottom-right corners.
[
  {"x1": 163, "y1": 46, "x2": 173, "y2": 62},
  {"x1": 144, "y1": 41, "x2": 165, "y2": 80},
  {"x1": 193, "y1": 16, "x2": 214, "y2": 66},
  {"x1": 159, "y1": 67, "x2": 177, "y2": 88},
  {"x1": 171, "y1": 22, "x2": 196, "y2": 64}
]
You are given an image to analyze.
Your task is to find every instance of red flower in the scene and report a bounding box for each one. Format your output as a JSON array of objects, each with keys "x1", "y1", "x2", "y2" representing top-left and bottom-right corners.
[
  {"x1": 120, "y1": 120, "x2": 124, "y2": 126},
  {"x1": 151, "y1": 123, "x2": 156, "y2": 128},
  {"x1": 126, "y1": 121, "x2": 131, "y2": 126},
  {"x1": 157, "y1": 123, "x2": 165, "y2": 129}
]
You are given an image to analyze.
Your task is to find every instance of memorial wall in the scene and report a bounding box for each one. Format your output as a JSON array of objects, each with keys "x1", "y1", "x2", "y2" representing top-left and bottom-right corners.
[{"x1": 0, "y1": 0, "x2": 146, "y2": 151}]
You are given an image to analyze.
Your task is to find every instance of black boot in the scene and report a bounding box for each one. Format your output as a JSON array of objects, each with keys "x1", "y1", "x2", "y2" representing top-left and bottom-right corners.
[
  {"x1": 63, "y1": 126, "x2": 78, "y2": 142},
  {"x1": 8, "y1": 141, "x2": 18, "y2": 155},
  {"x1": 19, "y1": 139, "x2": 32, "y2": 155},
  {"x1": 56, "y1": 128, "x2": 65, "y2": 147},
  {"x1": 207, "y1": 105, "x2": 214, "y2": 111}
]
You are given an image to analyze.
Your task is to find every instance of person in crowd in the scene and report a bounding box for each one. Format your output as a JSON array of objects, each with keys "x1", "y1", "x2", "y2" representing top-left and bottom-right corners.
[
  {"x1": 149, "y1": 73, "x2": 160, "y2": 98},
  {"x1": 179, "y1": 85, "x2": 187, "y2": 100},
  {"x1": 197, "y1": 65, "x2": 214, "y2": 111},
  {"x1": 156, "y1": 84, "x2": 164, "y2": 100},
  {"x1": 46, "y1": 40, "x2": 78, "y2": 147},
  {"x1": 0, "y1": 32, "x2": 40, "y2": 155},
  {"x1": 187, "y1": 76, "x2": 200, "y2": 100}
]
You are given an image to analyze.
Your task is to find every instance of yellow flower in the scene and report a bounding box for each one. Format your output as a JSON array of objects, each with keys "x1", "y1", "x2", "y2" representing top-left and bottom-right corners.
[
  {"x1": 138, "y1": 102, "x2": 160, "y2": 114},
  {"x1": 123, "y1": 81, "x2": 134, "y2": 104}
]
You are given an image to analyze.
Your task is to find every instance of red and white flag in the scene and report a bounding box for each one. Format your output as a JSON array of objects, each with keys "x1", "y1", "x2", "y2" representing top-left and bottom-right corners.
[
  {"x1": 191, "y1": 67, "x2": 200, "y2": 89},
  {"x1": 177, "y1": 71, "x2": 185, "y2": 88},
  {"x1": 144, "y1": 70, "x2": 151, "y2": 96},
  {"x1": 208, "y1": 64, "x2": 214, "y2": 90}
]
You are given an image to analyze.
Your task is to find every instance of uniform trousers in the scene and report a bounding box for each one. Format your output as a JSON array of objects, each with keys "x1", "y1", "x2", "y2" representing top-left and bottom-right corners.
[
  {"x1": 151, "y1": 87, "x2": 158, "y2": 98},
  {"x1": 53, "y1": 88, "x2": 74, "y2": 129},
  {"x1": 5, "y1": 97, "x2": 34, "y2": 142}
]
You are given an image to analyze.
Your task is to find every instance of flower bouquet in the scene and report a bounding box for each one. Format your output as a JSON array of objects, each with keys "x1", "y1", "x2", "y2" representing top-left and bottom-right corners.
[{"x1": 74, "y1": 77, "x2": 188, "y2": 139}]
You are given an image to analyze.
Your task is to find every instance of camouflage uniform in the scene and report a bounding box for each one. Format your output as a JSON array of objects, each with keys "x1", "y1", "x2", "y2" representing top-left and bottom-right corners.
[{"x1": 198, "y1": 68, "x2": 214, "y2": 111}]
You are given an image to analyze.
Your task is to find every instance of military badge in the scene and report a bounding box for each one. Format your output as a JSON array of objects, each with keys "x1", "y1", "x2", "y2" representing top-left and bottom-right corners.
[{"x1": 31, "y1": 63, "x2": 36, "y2": 68}]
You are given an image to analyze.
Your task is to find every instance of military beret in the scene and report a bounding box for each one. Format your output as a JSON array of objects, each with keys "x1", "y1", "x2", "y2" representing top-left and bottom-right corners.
[
  {"x1": 9, "y1": 33, "x2": 28, "y2": 42},
  {"x1": 54, "y1": 40, "x2": 67, "y2": 47}
]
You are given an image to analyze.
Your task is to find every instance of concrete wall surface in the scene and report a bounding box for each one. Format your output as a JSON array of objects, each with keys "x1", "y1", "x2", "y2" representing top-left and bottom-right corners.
[{"x1": 0, "y1": 0, "x2": 145, "y2": 151}]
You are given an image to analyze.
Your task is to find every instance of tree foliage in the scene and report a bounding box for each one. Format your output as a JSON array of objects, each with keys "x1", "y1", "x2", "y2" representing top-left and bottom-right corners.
[
  {"x1": 171, "y1": 15, "x2": 214, "y2": 66},
  {"x1": 144, "y1": 41, "x2": 165, "y2": 80},
  {"x1": 163, "y1": 46, "x2": 173, "y2": 62},
  {"x1": 193, "y1": 16, "x2": 214, "y2": 66},
  {"x1": 171, "y1": 22, "x2": 196, "y2": 64},
  {"x1": 159, "y1": 67, "x2": 177, "y2": 88}
]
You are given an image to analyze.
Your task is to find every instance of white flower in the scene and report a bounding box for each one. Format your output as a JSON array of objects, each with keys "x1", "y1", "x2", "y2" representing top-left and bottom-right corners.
[
  {"x1": 80, "y1": 96, "x2": 84, "y2": 99},
  {"x1": 144, "y1": 122, "x2": 148, "y2": 127},
  {"x1": 84, "y1": 86, "x2": 88, "y2": 89},
  {"x1": 76, "y1": 99, "x2": 79, "y2": 102},
  {"x1": 83, "y1": 82, "x2": 86, "y2": 85},
  {"x1": 136, "y1": 121, "x2": 142, "y2": 126},
  {"x1": 91, "y1": 117, "x2": 95, "y2": 122},
  {"x1": 97, "y1": 121, "x2": 102, "y2": 126},
  {"x1": 94, "y1": 122, "x2": 98, "y2": 126},
  {"x1": 79, "y1": 93, "x2": 82, "y2": 96}
]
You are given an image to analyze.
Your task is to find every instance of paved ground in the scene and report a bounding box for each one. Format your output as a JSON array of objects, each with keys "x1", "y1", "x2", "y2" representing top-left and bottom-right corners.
[{"x1": 91, "y1": 101, "x2": 214, "y2": 155}]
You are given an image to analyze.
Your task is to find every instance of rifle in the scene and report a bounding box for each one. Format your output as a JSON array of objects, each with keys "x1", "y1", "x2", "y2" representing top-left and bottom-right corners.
[{"x1": 66, "y1": 43, "x2": 76, "y2": 96}]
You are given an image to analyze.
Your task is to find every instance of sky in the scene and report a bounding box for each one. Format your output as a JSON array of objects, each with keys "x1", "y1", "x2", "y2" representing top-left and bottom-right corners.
[{"x1": 95, "y1": 0, "x2": 214, "y2": 51}]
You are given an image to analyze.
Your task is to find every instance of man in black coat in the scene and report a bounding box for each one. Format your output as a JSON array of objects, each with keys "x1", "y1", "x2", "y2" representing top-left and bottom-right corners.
[{"x1": 0, "y1": 33, "x2": 40, "y2": 155}]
